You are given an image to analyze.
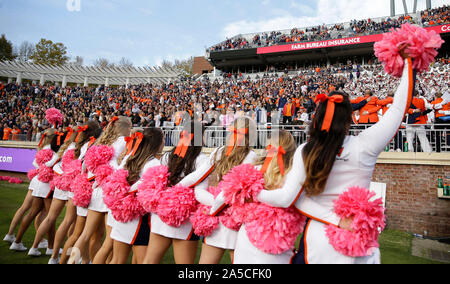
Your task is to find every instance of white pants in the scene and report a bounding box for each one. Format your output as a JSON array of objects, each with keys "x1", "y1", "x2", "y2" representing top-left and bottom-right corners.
[{"x1": 406, "y1": 125, "x2": 432, "y2": 153}]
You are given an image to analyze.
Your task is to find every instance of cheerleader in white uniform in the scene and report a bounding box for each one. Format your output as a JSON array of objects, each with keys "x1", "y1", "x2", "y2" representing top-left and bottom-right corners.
[
  {"x1": 255, "y1": 54, "x2": 415, "y2": 264},
  {"x1": 68, "y1": 116, "x2": 131, "y2": 264},
  {"x1": 5, "y1": 129, "x2": 56, "y2": 251},
  {"x1": 110, "y1": 128, "x2": 165, "y2": 264},
  {"x1": 10, "y1": 128, "x2": 60, "y2": 254},
  {"x1": 233, "y1": 130, "x2": 299, "y2": 264},
  {"x1": 59, "y1": 121, "x2": 103, "y2": 264},
  {"x1": 28, "y1": 130, "x2": 75, "y2": 259},
  {"x1": 178, "y1": 117, "x2": 258, "y2": 264},
  {"x1": 143, "y1": 122, "x2": 208, "y2": 264}
]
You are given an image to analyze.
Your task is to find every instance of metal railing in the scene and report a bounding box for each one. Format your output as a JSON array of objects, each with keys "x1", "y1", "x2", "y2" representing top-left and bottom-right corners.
[{"x1": 159, "y1": 124, "x2": 450, "y2": 153}]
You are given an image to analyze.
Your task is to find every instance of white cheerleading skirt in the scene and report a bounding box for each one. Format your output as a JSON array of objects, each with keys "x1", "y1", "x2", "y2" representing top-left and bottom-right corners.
[
  {"x1": 301, "y1": 219, "x2": 381, "y2": 264},
  {"x1": 67, "y1": 191, "x2": 74, "y2": 200},
  {"x1": 77, "y1": 206, "x2": 88, "y2": 217},
  {"x1": 204, "y1": 222, "x2": 238, "y2": 250},
  {"x1": 53, "y1": 187, "x2": 69, "y2": 201},
  {"x1": 106, "y1": 210, "x2": 116, "y2": 228},
  {"x1": 150, "y1": 214, "x2": 194, "y2": 241},
  {"x1": 111, "y1": 217, "x2": 141, "y2": 245},
  {"x1": 28, "y1": 176, "x2": 39, "y2": 191},
  {"x1": 31, "y1": 180, "x2": 52, "y2": 199},
  {"x1": 87, "y1": 186, "x2": 108, "y2": 213},
  {"x1": 234, "y1": 225, "x2": 294, "y2": 264}
]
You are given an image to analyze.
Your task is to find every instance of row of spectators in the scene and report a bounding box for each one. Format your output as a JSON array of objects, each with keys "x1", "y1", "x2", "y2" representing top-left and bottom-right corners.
[
  {"x1": 208, "y1": 5, "x2": 449, "y2": 52},
  {"x1": 0, "y1": 57, "x2": 448, "y2": 147}
]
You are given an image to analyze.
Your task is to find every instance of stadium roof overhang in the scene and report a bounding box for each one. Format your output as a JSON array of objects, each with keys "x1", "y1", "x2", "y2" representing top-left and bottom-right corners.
[{"x1": 208, "y1": 24, "x2": 450, "y2": 70}]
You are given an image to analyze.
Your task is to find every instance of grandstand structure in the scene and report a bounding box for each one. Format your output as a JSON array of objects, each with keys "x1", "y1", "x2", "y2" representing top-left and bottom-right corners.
[
  {"x1": 206, "y1": 8, "x2": 450, "y2": 74},
  {"x1": 0, "y1": 61, "x2": 182, "y2": 87}
]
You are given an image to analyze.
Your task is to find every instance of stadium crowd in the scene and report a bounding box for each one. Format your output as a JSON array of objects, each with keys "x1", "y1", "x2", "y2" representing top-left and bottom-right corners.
[
  {"x1": 0, "y1": 56, "x2": 449, "y2": 152},
  {"x1": 208, "y1": 5, "x2": 448, "y2": 52}
]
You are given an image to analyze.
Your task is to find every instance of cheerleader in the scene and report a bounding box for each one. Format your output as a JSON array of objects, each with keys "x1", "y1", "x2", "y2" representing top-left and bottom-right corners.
[
  {"x1": 4, "y1": 129, "x2": 55, "y2": 250},
  {"x1": 255, "y1": 50, "x2": 415, "y2": 264},
  {"x1": 59, "y1": 121, "x2": 103, "y2": 264},
  {"x1": 9, "y1": 128, "x2": 59, "y2": 254},
  {"x1": 233, "y1": 130, "x2": 301, "y2": 264},
  {"x1": 68, "y1": 116, "x2": 131, "y2": 264},
  {"x1": 27, "y1": 128, "x2": 76, "y2": 262},
  {"x1": 108, "y1": 128, "x2": 165, "y2": 264},
  {"x1": 179, "y1": 117, "x2": 258, "y2": 264},
  {"x1": 142, "y1": 122, "x2": 208, "y2": 264}
]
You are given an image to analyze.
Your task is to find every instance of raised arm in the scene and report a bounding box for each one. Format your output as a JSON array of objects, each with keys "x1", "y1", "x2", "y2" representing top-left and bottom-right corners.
[{"x1": 358, "y1": 58, "x2": 414, "y2": 156}]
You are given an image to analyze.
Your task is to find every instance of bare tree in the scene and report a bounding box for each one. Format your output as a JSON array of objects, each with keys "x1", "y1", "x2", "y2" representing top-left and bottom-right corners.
[
  {"x1": 93, "y1": 57, "x2": 114, "y2": 68},
  {"x1": 14, "y1": 41, "x2": 35, "y2": 62},
  {"x1": 73, "y1": 56, "x2": 84, "y2": 66},
  {"x1": 118, "y1": 57, "x2": 133, "y2": 68}
]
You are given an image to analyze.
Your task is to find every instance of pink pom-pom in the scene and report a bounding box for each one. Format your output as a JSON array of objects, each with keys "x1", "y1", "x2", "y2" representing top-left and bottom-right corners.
[
  {"x1": 60, "y1": 159, "x2": 82, "y2": 192},
  {"x1": 38, "y1": 166, "x2": 54, "y2": 183},
  {"x1": 72, "y1": 173, "x2": 94, "y2": 208},
  {"x1": 136, "y1": 166, "x2": 170, "y2": 213},
  {"x1": 219, "y1": 164, "x2": 265, "y2": 207},
  {"x1": 35, "y1": 149, "x2": 54, "y2": 166},
  {"x1": 190, "y1": 204, "x2": 220, "y2": 237},
  {"x1": 94, "y1": 164, "x2": 114, "y2": 187},
  {"x1": 27, "y1": 169, "x2": 39, "y2": 181},
  {"x1": 61, "y1": 149, "x2": 75, "y2": 171},
  {"x1": 244, "y1": 203, "x2": 305, "y2": 254},
  {"x1": 84, "y1": 145, "x2": 114, "y2": 173},
  {"x1": 156, "y1": 185, "x2": 198, "y2": 228},
  {"x1": 45, "y1": 108, "x2": 63, "y2": 127},
  {"x1": 325, "y1": 186, "x2": 385, "y2": 257},
  {"x1": 8, "y1": 177, "x2": 23, "y2": 184},
  {"x1": 111, "y1": 193, "x2": 147, "y2": 223},
  {"x1": 374, "y1": 23, "x2": 444, "y2": 77}
]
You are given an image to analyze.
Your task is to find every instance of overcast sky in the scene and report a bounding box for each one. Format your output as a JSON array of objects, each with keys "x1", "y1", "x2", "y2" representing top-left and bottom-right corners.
[{"x1": 0, "y1": 0, "x2": 447, "y2": 67}]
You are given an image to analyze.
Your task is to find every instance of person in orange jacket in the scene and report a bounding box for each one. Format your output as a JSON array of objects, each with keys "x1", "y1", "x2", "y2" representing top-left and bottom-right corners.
[
  {"x1": 356, "y1": 90, "x2": 381, "y2": 125},
  {"x1": 2, "y1": 126, "x2": 12, "y2": 141},
  {"x1": 377, "y1": 92, "x2": 394, "y2": 116},
  {"x1": 431, "y1": 92, "x2": 450, "y2": 152},
  {"x1": 406, "y1": 91, "x2": 432, "y2": 153}
]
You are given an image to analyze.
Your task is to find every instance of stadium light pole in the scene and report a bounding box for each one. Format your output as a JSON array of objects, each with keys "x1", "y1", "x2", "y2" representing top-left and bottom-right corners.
[{"x1": 391, "y1": 0, "x2": 395, "y2": 16}]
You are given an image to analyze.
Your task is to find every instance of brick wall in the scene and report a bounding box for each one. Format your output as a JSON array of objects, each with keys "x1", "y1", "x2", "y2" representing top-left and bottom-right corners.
[
  {"x1": 372, "y1": 163, "x2": 450, "y2": 237},
  {"x1": 192, "y1": 57, "x2": 214, "y2": 75}
]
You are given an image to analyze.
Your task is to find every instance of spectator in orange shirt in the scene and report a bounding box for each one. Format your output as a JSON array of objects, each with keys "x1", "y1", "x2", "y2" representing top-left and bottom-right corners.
[
  {"x1": 354, "y1": 90, "x2": 381, "y2": 124},
  {"x1": 11, "y1": 127, "x2": 21, "y2": 141},
  {"x1": 3, "y1": 126, "x2": 12, "y2": 141}
]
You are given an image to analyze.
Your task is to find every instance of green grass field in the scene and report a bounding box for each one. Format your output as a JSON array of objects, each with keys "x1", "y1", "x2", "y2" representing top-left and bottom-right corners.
[{"x1": 0, "y1": 181, "x2": 444, "y2": 264}]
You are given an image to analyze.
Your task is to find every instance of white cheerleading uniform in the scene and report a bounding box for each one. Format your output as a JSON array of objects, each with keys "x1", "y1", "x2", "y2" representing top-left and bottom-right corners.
[
  {"x1": 110, "y1": 158, "x2": 161, "y2": 245},
  {"x1": 180, "y1": 147, "x2": 258, "y2": 250},
  {"x1": 150, "y1": 153, "x2": 209, "y2": 241},
  {"x1": 53, "y1": 143, "x2": 76, "y2": 201},
  {"x1": 88, "y1": 136, "x2": 127, "y2": 213},
  {"x1": 28, "y1": 153, "x2": 42, "y2": 192},
  {"x1": 233, "y1": 166, "x2": 295, "y2": 264},
  {"x1": 256, "y1": 59, "x2": 415, "y2": 264},
  {"x1": 75, "y1": 142, "x2": 90, "y2": 217},
  {"x1": 31, "y1": 145, "x2": 57, "y2": 199}
]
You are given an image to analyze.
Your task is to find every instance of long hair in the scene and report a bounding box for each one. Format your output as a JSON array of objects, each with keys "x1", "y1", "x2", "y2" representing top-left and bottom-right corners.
[
  {"x1": 38, "y1": 128, "x2": 57, "y2": 150},
  {"x1": 166, "y1": 121, "x2": 204, "y2": 186},
  {"x1": 302, "y1": 91, "x2": 352, "y2": 196},
  {"x1": 209, "y1": 117, "x2": 256, "y2": 187},
  {"x1": 57, "y1": 128, "x2": 77, "y2": 159},
  {"x1": 125, "y1": 128, "x2": 164, "y2": 185},
  {"x1": 74, "y1": 120, "x2": 102, "y2": 159},
  {"x1": 255, "y1": 130, "x2": 296, "y2": 191},
  {"x1": 96, "y1": 116, "x2": 132, "y2": 146}
]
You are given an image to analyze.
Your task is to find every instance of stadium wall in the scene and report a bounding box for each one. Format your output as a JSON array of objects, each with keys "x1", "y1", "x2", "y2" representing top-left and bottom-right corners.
[{"x1": 1, "y1": 142, "x2": 449, "y2": 238}]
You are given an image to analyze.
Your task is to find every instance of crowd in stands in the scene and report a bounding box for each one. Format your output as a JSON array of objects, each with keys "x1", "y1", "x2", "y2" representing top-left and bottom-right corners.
[
  {"x1": 1, "y1": 56, "x2": 449, "y2": 153},
  {"x1": 208, "y1": 5, "x2": 449, "y2": 52}
]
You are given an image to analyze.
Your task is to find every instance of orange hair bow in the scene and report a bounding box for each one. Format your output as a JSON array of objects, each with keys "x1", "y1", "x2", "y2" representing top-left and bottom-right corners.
[
  {"x1": 130, "y1": 132, "x2": 144, "y2": 156},
  {"x1": 88, "y1": 136, "x2": 96, "y2": 147},
  {"x1": 125, "y1": 133, "x2": 136, "y2": 155},
  {"x1": 75, "y1": 125, "x2": 88, "y2": 142},
  {"x1": 64, "y1": 127, "x2": 74, "y2": 143},
  {"x1": 174, "y1": 131, "x2": 194, "y2": 158},
  {"x1": 55, "y1": 132, "x2": 65, "y2": 146},
  {"x1": 226, "y1": 127, "x2": 248, "y2": 156},
  {"x1": 260, "y1": 145, "x2": 286, "y2": 176},
  {"x1": 314, "y1": 94, "x2": 344, "y2": 132},
  {"x1": 38, "y1": 133, "x2": 47, "y2": 147},
  {"x1": 110, "y1": 116, "x2": 119, "y2": 125}
]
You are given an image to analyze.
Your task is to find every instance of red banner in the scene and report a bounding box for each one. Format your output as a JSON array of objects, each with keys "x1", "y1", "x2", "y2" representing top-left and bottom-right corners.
[{"x1": 257, "y1": 24, "x2": 449, "y2": 55}]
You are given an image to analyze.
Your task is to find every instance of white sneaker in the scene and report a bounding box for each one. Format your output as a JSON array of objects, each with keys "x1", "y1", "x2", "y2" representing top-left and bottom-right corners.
[
  {"x1": 28, "y1": 248, "x2": 42, "y2": 257},
  {"x1": 48, "y1": 257, "x2": 60, "y2": 265},
  {"x1": 3, "y1": 234, "x2": 15, "y2": 243},
  {"x1": 38, "y1": 239, "x2": 48, "y2": 249},
  {"x1": 58, "y1": 248, "x2": 63, "y2": 255},
  {"x1": 45, "y1": 248, "x2": 53, "y2": 256},
  {"x1": 10, "y1": 242, "x2": 27, "y2": 252}
]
